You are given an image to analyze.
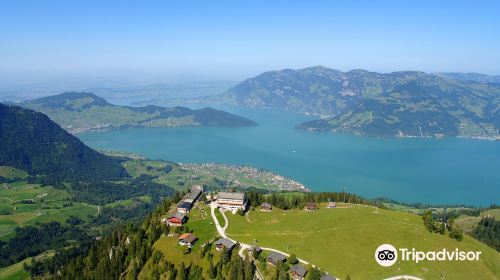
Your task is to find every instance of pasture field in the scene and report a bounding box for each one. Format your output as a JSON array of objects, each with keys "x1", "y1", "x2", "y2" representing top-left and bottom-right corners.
[
  {"x1": 226, "y1": 203, "x2": 500, "y2": 279},
  {"x1": 0, "y1": 182, "x2": 98, "y2": 240},
  {"x1": 0, "y1": 258, "x2": 30, "y2": 280},
  {"x1": 455, "y1": 208, "x2": 500, "y2": 233}
]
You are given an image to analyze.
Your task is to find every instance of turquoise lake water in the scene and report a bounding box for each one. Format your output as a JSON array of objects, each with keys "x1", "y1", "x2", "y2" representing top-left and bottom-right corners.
[{"x1": 79, "y1": 106, "x2": 500, "y2": 206}]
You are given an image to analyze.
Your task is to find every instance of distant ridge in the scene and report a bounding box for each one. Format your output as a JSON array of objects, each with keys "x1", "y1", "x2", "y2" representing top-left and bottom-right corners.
[
  {"x1": 21, "y1": 92, "x2": 257, "y2": 134},
  {"x1": 224, "y1": 66, "x2": 500, "y2": 139}
]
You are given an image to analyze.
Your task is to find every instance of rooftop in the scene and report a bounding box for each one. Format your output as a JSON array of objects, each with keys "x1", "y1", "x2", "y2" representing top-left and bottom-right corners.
[
  {"x1": 267, "y1": 252, "x2": 287, "y2": 263},
  {"x1": 290, "y1": 264, "x2": 307, "y2": 277},
  {"x1": 185, "y1": 186, "x2": 203, "y2": 200},
  {"x1": 179, "y1": 233, "x2": 197, "y2": 243},
  {"x1": 320, "y1": 273, "x2": 336, "y2": 280},
  {"x1": 215, "y1": 237, "x2": 236, "y2": 249},
  {"x1": 177, "y1": 201, "x2": 191, "y2": 209},
  {"x1": 217, "y1": 192, "x2": 245, "y2": 201},
  {"x1": 168, "y1": 212, "x2": 186, "y2": 220}
]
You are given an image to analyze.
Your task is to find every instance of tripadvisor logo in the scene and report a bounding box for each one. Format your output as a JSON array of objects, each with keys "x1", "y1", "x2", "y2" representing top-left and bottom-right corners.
[
  {"x1": 375, "y1": 244, "x2": 398, "y2": 267},
  {"x1": 375, "y1": 244, "x2": 482, "y2": 267}
]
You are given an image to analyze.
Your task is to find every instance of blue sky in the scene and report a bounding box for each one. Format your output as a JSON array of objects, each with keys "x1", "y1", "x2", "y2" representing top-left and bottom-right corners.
[{"x1": 1, "y1": 0, "x2": 499, "y2": 83}]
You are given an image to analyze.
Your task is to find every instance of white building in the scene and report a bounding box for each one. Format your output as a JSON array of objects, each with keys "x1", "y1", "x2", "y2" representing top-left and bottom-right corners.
[{"x1": 216, "y1": 192, "x2": 247, "y2": 213}]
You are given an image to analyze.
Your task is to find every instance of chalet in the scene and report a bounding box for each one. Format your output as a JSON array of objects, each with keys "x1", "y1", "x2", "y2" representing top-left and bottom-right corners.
[
  {"x1": 260, "y1": 202, "x2": 272, "y2": 211},
  {"x1": 164, "y1": 212, "x2": 186, "y2": 227},
  {"x1": 177, "y1": 201, "x2": 192, "y2": 214},
  {"x1": 214, "y1": 237, "x2": 236, "y2": 251},
  {"x1": 305, "y1": 202, "x2": 318, "y2": 211},
  {"x1": 320, "y1": 273, "x2": 337, "y2": 280},
  {"x1": 216, "y1": 192, "x2": 247, "y2": 213},
  {"x1": 178, "y1": 233, "x2": 198, "y2": 248},
  {"x1": 290, "y1": 264, "x2": 307, "y2": 280},
  {"x1": 267, "y1": 252, "x2": 286, "y2": 266}
]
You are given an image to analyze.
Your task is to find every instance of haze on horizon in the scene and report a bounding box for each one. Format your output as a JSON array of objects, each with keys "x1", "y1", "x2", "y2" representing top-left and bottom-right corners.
[{"x1": 1, "y1": 0, "x2": 500, "y2": 87}]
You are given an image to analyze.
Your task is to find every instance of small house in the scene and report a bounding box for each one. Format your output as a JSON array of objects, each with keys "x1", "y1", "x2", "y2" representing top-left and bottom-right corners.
[
  {"x1": 327, "y1": 201, "x2": 336, "y2": 208},
  {"x1": 267, "y1": 252, "x2": 287, "y2": 266},
  {"x1": 290, "y1": 264, "x2": 308, "y2": 280},
  {"x1": 260, "y1": 202, "x2": 272, "y2": 211},
  {"x1": 306, "y1": 202, "x2": 318, "y2": 211},
  {"x1": 214, "y1": 238, "x2": 236, "y2": 251},
  {"x1": 165, "y1": 212, "x2": 186, "y2": 227},
  {"x1": 320, "y1": 273, "x2": 337, "y2": 280},
  {"x1": 178, "y1": 233, "x2": 198, "y2": 248}
]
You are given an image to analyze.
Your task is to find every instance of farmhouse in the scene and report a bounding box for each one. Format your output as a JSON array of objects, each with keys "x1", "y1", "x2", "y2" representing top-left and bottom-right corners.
[
  {"x1": 164, "y1": 212, "x2": 186, "y2": 226},
  {"x1": 216, "y1": 192, "x2": 247, "y2": 213},
  {"x1": 267, "y1": 252, "x2": 287, "y2": 266},
  {"x1": 290, "y1": 264, "x2": 307, "y2": 280},
  {"x1": 214, "y1": 237, "x2": 236, "y2": 251},
  {"x1": 260, "y1": 202, "x2": 272, "y2": 211},
  {"x1": 305, "y1": 202, "x2": 318, "y2": 211},
  {"x1": 178, "y1": 233, "x2": 198, "y2": 248}
]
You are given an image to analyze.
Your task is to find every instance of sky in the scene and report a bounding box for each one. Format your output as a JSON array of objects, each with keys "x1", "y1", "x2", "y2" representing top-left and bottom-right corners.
[{"x1": 1, "y1": 0, "x2": 499, "y2": 85}]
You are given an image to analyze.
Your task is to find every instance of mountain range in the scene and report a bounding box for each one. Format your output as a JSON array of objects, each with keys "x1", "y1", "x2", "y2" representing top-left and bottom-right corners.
[
  {"x1": 223, "y1": 66, "x2": 500, "y2": 138},
  {"x1": 20, "y1": 92, "x2": 256, "y2": 134}
]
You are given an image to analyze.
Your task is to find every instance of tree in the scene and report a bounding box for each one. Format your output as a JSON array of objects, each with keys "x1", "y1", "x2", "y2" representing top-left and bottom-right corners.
[
  {"x1": 422, "y1": 210, "x2": 435, "y2": 232},
  {"x1": 288, "y1": 253, "x2": 298, "y2": 265},
  {"x1": 208, "y1": 261, "x2": 217, "y2": 279},
  {"x1": 449, "y1": 228, "x2": 464, "y2": 242},
  {"x1": 437, "y1": 222, "x2": 446, "y2": 235},
  {"x1": 446, "y1": 217, "x2": 455, "y2": 232},
  {"x1": 221, "y1": 247, "x2": 231, "y2": 264},
  {"x1": 236, "y1": 208, "x2": 245, "y2": 216},
  {"x1": 177, "y1": 262, "x2": 187, "y2": 280},
  {"x1": 307, "y1": 265, "x2": 321, "y2": 280}
]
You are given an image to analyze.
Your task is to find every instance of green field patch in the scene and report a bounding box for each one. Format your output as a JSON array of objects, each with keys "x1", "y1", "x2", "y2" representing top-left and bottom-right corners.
[
  {"x1": 186, "y1": 205, "x2": 217, "y2": 244},
  {"x1": 106, "y1": 195, "x2": 151, "y2": 207},
  {"x1": 0, "y1": 251, "x2": 55, "y2": 280},
  {"x1": 0, "y1": 166, "x2": 28, "y2": 180},
  {"x1": 0, "y1": 259, "x2": 30, "y2": 280},
  {"x1": 226, "y1": 204, "x2": 500, "y2": 279}
]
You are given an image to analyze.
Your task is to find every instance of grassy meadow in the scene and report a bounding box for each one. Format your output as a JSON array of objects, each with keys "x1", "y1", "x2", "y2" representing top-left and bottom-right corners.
[{"x1": 226, "y1": 203, "x2": 500, "y2": 279}]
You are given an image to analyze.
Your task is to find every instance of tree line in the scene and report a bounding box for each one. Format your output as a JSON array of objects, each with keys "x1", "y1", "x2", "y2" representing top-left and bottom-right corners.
[
  {"x1": 245, "y1": 191, "x2": 385, "y2": 210},
  {"x1": 26, "y1": 197, "x2": 256, "y2": 279}
]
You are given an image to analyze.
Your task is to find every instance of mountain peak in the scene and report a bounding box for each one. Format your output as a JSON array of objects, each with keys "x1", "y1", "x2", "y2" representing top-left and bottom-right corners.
[{"x1": 23, "y1": 91, "x2": 112, "y2": 110}]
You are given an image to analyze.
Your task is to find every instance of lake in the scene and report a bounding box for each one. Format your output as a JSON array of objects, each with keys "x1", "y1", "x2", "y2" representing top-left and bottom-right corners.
[{"x1": 79, "y1": 106, "x2": 500, "y2": 206}]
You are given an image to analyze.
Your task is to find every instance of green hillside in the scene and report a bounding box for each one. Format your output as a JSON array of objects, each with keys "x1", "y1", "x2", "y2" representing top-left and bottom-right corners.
[
  {"x1": 226, "y1": 204, "x2": 500, "y2": 279},
  {"x1": 21, "y1": 92, "x2": 256, "y2": 134},
  {"x1": 0, "y1": 103, "x2": 127, "y2": 182},
  {"x1": 224, "y1": 66, "x2": 500, "y2": 138}
]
